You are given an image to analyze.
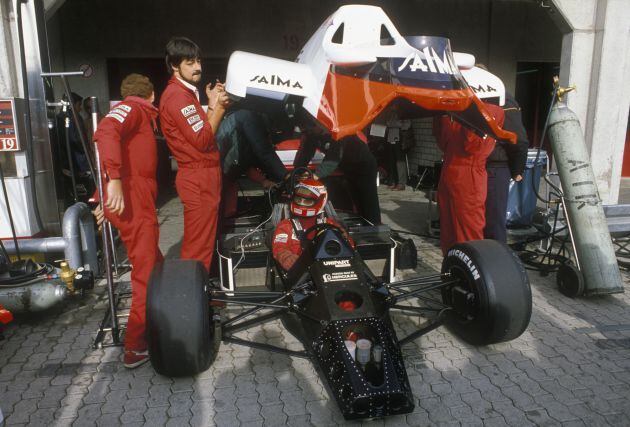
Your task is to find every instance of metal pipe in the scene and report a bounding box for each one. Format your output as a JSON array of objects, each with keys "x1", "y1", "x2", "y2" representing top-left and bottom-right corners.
[
  {"x1": 94, "y1": 141, "x2": 120, "y2": 342},
  {"x1": 62, "y1": 202, "x2": 98, "y2": 274},
  {"x1": 1, "y1": 202, "x2": 98, "y2": 274},
  {"x1": 0, "y1": 280, "x2": 66, "y2": 313},
  {"x1": 41, "y1": 71, "x2": 85, "y2": 77},
  {"x1": 2, "y1": 237, "x2": 64, "y2": 253}
]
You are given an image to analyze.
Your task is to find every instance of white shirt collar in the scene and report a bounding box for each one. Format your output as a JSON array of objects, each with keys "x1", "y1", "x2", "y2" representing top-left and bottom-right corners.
[{"x1": 176, "y1": 76, "x2": 199, "y2": 100}]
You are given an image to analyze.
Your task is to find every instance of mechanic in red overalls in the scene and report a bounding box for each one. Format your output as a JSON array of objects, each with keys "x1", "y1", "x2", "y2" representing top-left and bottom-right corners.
[
  {"x1": 159, "y1": 37, "x2": 229, "y2": 271},
  {"x1": 94, "y1": 74, "x2": 162, "y2": 368},
  {"x1": 433, "y1": 102, "x2": 505, "y2": 255},
  {"x1": 272, "y1": 178, "x2": 353, "y2": 271}
]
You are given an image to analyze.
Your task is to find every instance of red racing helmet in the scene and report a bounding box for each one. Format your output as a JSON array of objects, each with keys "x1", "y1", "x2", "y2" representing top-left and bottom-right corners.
[{"x1": 290, "y1": 178, "x2": 328, "y2": 217}]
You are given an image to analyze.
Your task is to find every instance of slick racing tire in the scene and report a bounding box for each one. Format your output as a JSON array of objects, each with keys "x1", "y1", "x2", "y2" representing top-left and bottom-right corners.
[
  {"x1": 441, "y1": 240, "x2": 532, "y2": 345},
  {"x1": 147, "y1": 259, "x2": 215, "y2": 376}
]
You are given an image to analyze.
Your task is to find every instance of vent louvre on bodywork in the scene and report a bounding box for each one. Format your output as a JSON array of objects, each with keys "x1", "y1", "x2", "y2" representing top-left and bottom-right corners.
[
  {"x1": 332, "y1": 23, "x2": 344, "y2": 44},
  {"x1": 380, "y1": 25, "x2": 395, "y2": 45}
]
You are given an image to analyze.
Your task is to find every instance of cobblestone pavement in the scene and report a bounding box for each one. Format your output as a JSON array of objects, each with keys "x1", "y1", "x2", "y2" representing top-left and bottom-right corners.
[{"x1": 2, "y1": 187, "x2": 630, "y2": 426}]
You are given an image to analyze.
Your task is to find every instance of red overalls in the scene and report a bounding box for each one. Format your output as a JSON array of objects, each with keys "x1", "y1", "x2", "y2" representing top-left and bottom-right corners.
[
  {"x1": 94, "y1": 96, "x2": 163, "y2": 352},
  {"x1": 159, "y1": 77, "x2": 221, "y2": 271},
  {"x1": 272, "y1": 216, "x2": 352, "y2": 271},
  {"x1": 433, "y1": 104, "x2": 505, "y2": 255}
]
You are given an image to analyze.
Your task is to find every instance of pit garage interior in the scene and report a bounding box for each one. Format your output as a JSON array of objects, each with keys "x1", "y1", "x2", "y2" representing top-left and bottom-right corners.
[{"x1": 1, "y1": 0, "x2": 630, "y2": 425}]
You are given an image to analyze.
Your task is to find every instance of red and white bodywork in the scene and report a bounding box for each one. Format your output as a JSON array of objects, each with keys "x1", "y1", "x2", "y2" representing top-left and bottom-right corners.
[{"x1": 226, "y1": 5, "x2": 515, "y2": 143}]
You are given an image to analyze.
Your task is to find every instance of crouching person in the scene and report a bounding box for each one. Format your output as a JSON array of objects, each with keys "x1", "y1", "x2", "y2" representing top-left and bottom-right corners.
[{"x1": 94, "y1": 74, "x2": 163, "y2": 368}]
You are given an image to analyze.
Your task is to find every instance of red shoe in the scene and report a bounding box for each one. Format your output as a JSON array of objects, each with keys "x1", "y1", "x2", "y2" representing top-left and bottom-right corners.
[
  {"x1": 124, "y1": 349, "x2": 149, "y2": 369},
  {"x1": 210, "y1": 299, "x2": 226, "y2": 309}
]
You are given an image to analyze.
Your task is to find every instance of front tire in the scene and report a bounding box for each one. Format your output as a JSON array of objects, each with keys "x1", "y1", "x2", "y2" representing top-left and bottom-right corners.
[
  {"x1": 147, "y1": 259, "x2": 216, "y2": 376},
  {"x1": 441, "y1": 240, "x2": 531, "y2": 345}
]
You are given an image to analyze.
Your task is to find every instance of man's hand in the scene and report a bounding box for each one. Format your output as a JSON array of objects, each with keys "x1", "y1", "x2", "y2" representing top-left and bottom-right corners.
[
  {"x1": 513, "y1": 174, "x2": 523, "y2": 182},
  {"x1": 92, "y1": 205, "x2": 105, "y2": 228},
  {"x1": 217, "y1": 91, "x2": 231, "y2": 109},
  {"x1": 105, "y1": 179, "x2": 125, "y2": 216},
  {"x1": 205, "y1": 81, "x2": 225, "y2": 110}
]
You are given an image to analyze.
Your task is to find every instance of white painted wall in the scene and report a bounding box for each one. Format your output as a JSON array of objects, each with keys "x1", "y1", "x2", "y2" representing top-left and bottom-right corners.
[{"x1": 554, "y1": 0, "x2": 630, "y2": 204}]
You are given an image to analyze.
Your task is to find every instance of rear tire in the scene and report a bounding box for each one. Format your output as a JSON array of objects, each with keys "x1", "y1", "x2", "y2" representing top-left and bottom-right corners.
[
  {"x1": 147, "y1": 259, "x2": 216, "y2": 376},
  {"x1": 441, "y1": 240, "x2": 531, "y2": 345}
]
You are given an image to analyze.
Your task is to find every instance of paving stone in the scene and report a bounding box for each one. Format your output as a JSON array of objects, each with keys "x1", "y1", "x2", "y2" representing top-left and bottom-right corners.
[
  {"x1": 260, "y1": 403, "x2": 289, "y2": 425},
  {"x1": 5, "y1": 398, "x2": 38, "y2": 424},
  {"x1": 143, "y1": 406, "x2": 170, "y2": 424},
  {"x1": 94, "y1": 413, "x2": 122, "y2": 427},
  {"x1": 28, "y1": 407, "x2": 58, "y2": 426},
  {"x1": 190, "y1": 400, "x2": 216, "y2": 426},
  {"x1": 167, "y1": 391, "x2": 193, "y2": 418},
  {"x1": 213, "y1": 410, "x2": 240, "y2": 427}
]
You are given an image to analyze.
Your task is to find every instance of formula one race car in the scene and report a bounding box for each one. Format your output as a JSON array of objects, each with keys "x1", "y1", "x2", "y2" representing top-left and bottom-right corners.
[
  {"x1": 146, "y1": 174, "x2": 531, "y2": 420},
  {"x1": 225, "y1": 4, "x2": 516, "y2": 144},
  {"x1": 145, "y1": 5, "x2": 530, "y2": 420}
]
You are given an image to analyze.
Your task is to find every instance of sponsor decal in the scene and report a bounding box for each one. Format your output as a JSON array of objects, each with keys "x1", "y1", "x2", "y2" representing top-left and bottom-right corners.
[
  {"x1": 323, "y1": 260, "x2": 351, "y2": 268},
  {"x1": 106, "y1": 112, "x2": 125, "y2": 123},
  {"x1": 447, "y1": 249, "x2": 480, "y2": 281},
  {"x1": 117, "y1": 104, "x2": 132, "y2": 112},
  {"x1": 470, "y1": 84, "x2": 497, "y2": 94},
  {"x1": 110, "y1": 108, "x2": 128, "y2": 117},
  {"x1": 192, "y1": 121, "x2": 204, "y2": 133},
  {"x1": 274, "y1": 233, "x2": 288, "y2": 243},
  {"x1": 294, "y1": 207, "x2": 303, "y2": 215},
  {"x1": 250, "y1": 74, "x2": 303, "y2": 89},
  {"x1": 398, "y1": 47, "x2": 455, "y2": 75},
  {"x1": 181, "y1": 104, "x2": 196, "y2": 117},
  {"x1": 322, "y1": 271, "x2": 358, "y2": 283},
  {"x1": 187, "y1": 114, "x2": 201, "y2": 125}
]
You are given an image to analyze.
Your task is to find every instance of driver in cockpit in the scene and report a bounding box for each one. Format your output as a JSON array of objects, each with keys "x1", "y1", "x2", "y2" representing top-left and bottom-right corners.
[{"x1": 272, "y1": 177, "x2": 353, "y2": 271}]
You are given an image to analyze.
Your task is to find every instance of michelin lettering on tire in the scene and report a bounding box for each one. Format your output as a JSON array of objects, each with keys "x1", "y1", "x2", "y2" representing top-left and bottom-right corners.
[{"x1": 447, "y1": 248, "x2": 481, "y2": 281}]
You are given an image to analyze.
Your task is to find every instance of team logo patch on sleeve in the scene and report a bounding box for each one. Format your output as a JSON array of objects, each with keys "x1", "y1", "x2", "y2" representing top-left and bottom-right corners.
[
  {"x1": 106, "y1": 112, "x2": 125, "y2": 123},
  {"x1": 110, "y1": 107, "x2": 128, "y2": 118},
  {"x1": 192, "y1": 121, "x2": 204, "y2": 133},
  {"x1": 274, "y1": 233, "x2": 288, "y2": 243},
  {"x1": 117, "y1": 104, "x2": 132, "y2": 112},
  {"x1": 181, "y1": 105, "x2": 196, "y2": 117},
  {"x1": 187, "y1": 114, "x2": 201, "y2": 125}
]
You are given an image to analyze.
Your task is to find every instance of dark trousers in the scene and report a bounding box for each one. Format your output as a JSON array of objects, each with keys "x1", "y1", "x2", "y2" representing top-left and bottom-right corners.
[
  {"x1": 217, "y1": 110, "x2": 287, "y2": 182},
  {"x1": 340, "y1": 156, "x2": 381, "y2": 225},
  {"x1": 484, "y1": 165, "x2": 511, "y2": 243}
]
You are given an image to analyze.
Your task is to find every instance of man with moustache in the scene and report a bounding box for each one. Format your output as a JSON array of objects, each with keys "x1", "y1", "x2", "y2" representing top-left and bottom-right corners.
[{"x1": 160, "y1": 37, "x2": 229, "y2": 272}]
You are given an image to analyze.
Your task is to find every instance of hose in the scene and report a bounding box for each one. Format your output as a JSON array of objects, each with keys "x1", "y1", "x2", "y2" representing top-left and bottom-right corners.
[{"x1": 0, "y1": 262, "x2": 55, "y2": 287}]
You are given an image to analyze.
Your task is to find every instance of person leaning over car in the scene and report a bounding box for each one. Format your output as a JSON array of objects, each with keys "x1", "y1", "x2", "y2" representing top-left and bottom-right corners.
[
  {"x1": 159, "y1": 36, "x2": 230, "y2": 272},
  {"x1": 294, "y1": 131, "x2": 382, "y2": 225},
  {"x1": 433, "y1": 102, "x2": 505, "y2": 255},
  {"x1": 93, "y1": 73, "x2": 162, "y2": 369}
]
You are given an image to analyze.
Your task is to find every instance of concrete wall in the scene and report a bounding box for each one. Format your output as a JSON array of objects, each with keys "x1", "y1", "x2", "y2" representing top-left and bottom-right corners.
[{"x1": 554, "y1": 0, "x2": 630, "y2": 204}]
